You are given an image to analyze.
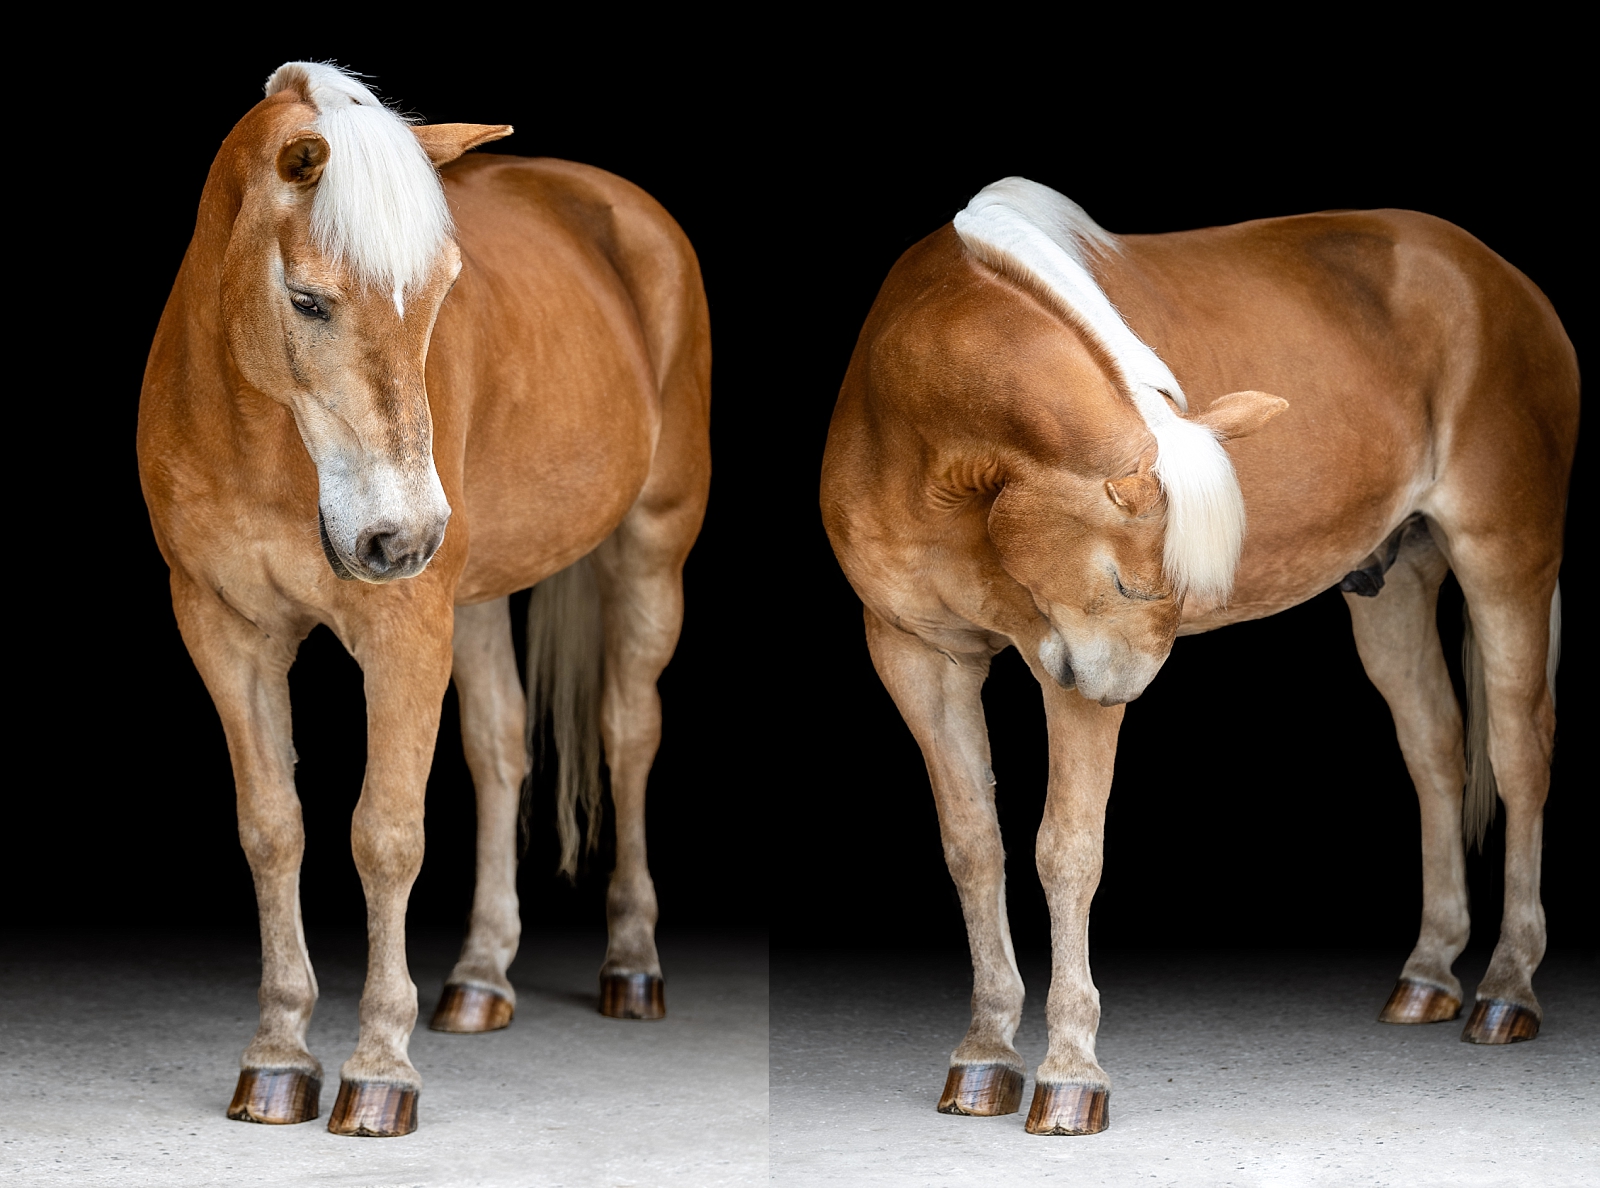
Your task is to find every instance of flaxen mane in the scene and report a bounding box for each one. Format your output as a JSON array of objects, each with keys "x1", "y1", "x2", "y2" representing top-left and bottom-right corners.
[
  {"x1": 954, "y1": 178, "x2": 1247, "y2": 603},
  {"x1": 264, "y1": 62, "x2": 451, "y2": 314}
]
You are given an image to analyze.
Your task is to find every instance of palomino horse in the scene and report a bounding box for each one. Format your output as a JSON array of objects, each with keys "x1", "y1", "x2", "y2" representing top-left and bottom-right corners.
[
  {"x1": 138, "y1": 63, "x2": 710, "y2": 1136},
  {"x1": 820, "y1": 179, "x2": 1575, "y2": 1135}
]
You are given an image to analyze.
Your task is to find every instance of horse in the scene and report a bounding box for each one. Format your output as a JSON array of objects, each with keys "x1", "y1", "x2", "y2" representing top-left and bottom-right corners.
[
  {"x1": 819, "y1": 178, "x2": 1575, "y2": 1135},
  {"x1": 137, "y1": 62, "x2": 711, "y2": 1137}
]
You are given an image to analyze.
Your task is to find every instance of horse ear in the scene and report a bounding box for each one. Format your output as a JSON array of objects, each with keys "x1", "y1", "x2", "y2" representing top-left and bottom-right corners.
[
  {"x1": 1106, "y1": 461, "x2": 1162, "y2": 516},
  {"x1": 276, "y1": 131, "x2": 330, "y2": 185},
  {"x1": 411, "y1": 123, "x2": 515, "y2": 167},
  {"x1": 1195, "y1": 390, "x2": 1289, "y2": 441}
]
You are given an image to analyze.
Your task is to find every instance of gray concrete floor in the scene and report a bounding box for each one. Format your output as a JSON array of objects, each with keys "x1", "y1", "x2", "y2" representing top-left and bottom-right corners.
[
  {"x1": 772, "y1": 949, "x2": 1598, "y2": 1187},
  {"x1": 0, "y1": 928, "x2": 766, "y2": 1187}
]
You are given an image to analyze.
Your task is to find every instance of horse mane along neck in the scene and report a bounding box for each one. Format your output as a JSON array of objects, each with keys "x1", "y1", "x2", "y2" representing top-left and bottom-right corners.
[
  {"x1": 264, "y1": 62, "x2": 451, "y2": 314},
  {"x1": 953, "y1": 178, "x2": 1246, "y2": 603}
]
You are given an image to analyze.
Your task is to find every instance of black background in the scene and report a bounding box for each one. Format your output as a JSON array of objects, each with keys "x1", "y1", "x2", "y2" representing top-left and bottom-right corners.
[{"x1": 10, "y1": 32, "x2": 1590, "y2": 966}]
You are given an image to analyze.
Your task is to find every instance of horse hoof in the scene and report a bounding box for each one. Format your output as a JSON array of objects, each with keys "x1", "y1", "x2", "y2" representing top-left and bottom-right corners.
[
  {"x1": 937, "y1": 1064, "x2": 1024, "y2": 1115},
  {"x1": 600, "y1": 973, "x2": 665, "y2": 1019},
  {"x1": 327, "y1": 1081, "x2": 418, "y2": 1137},
  {"x1": 1025, "y1": 1083, "x2": 1109, "y2": 1135},
  {"x1": 429, "y1": 984, "x2": 514, "y2": 1033},
  {"x1": 1378, "y1": 978, "x2": 1462, "y2": 1024},
  {"x1": 1461, "y1": 999, "x2": 1540, "y2": 1045},
  {"x1": 226, "y1": 1068, "x2": 320, "y2": 1124}
]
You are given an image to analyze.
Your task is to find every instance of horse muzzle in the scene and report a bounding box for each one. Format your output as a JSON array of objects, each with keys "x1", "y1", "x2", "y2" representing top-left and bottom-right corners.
[
  {"x1": 1040, "y1": 629, "x2": 1167, "y2": 707},
  {"x1": 318, "y1": 507, "x2": 447, "y2": 584}
]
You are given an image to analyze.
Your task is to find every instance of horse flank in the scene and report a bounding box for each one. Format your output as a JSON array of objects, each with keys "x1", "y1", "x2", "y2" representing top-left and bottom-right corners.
[
  {"x1": 953, "y1": 178, "x2": 1247, "y2": 603},
  {"x1": 265, "y1": 62, "x2": 452, "y2": 314}
]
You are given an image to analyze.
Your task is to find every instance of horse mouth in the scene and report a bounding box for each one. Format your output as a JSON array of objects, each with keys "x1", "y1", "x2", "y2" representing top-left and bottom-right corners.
[{"x1": 318, "y1": 510, "x2": 356, "y2": 582}]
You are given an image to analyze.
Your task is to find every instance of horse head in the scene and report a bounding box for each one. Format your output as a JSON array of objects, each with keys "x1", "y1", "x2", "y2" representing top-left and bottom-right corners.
[
  {"x1": 988, "y1": 389, "x2": 1287, "y2": 706},
  {"x1": 218, "y1": 62, "x2": 509, "y2": 583}
]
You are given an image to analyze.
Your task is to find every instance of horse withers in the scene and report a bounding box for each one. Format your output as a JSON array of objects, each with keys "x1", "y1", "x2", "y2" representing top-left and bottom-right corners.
[
  {"x1": 820, "y1": 179, "x2": 1575, "y2": 1134},
  {"x1": 138, "y1": 63, "x2": 711, "y2": 1136}
]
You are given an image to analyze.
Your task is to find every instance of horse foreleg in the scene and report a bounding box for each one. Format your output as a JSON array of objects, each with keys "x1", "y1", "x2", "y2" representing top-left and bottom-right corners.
[
  {"x1": 327, "y1": 613, "x2": 453, "y2": 1137},
  {"x1": 1027, "y1": 674, "x2": 1122, "y2": 1136},
  {"x1": 170, "y1": 574, "x2": 321, "y2": 1124},
  {"x1": 1345, "y1": 525, "x2": 1470, "y2": 1023},
  {"x1": 863, "y1": 609, "x2": 1025, "y2": 1116},
  {"x1": 429, "y1": 597, "x2": 525, "y2": 1033}
]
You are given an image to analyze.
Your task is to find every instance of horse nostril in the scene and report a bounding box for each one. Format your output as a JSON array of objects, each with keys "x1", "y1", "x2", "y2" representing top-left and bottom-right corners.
[{"x1": 355, "y1": 523, "x2": 403, "y2": 573}]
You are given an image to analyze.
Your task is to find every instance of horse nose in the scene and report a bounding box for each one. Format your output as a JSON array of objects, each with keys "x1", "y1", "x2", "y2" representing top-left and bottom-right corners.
[
  {"x1": 354, "y1": 521, "x2": 412, "y2": 575},
  {"x1": 352, "y1": 518, "x2": 446, "y2": 579}
]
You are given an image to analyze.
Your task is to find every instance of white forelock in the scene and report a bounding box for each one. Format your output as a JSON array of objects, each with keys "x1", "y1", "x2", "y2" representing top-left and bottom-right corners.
[
  {"x1": 265, "y1": 62, "x2": 451, "y2": 311},
  {"x1": 953, "y1": 178, "x2": 1246, "y2": 603}
]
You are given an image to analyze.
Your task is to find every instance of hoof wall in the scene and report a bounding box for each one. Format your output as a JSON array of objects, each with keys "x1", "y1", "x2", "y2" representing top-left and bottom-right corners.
[
  {"x1": 600, "y1": 973, "x2": 665, "y2": 1020},
  {"x1": 937, "y1": 1064, "x2": 1024, "y2": 1115},
  {"x1": 1378, "y1": 978, "x2": 1462, "y2": 1024},
  {"x1": 327, "y1": 1081, "x2": 418, "y2": 1137},
  {"x1": 1461, "y1": 998, "x2": 1540, "y2": 1044},
  {"x1": 1026, "y1": 1083, "x2": 1109, "y2": 1135},
  {"x1": 429, "y1": 984, "x2": 514, "y2": 1033},
  {"x1": 227, "y1": 1069, "x2": 320, "y2": 1124}
]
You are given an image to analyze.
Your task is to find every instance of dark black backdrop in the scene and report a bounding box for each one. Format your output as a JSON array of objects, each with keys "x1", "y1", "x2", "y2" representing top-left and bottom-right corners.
[{"x1": 10, "y1": 32, "x2": 1591, "y2": 961}]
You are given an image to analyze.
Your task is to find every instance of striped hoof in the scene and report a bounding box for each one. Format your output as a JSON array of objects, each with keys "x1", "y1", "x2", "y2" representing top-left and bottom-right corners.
[
  {"x1": 1378, "y1": 978, "x2": 1462, "y2": 1024},
  {"x1": 1461, "y1": 999, "x2": 1540, "y2": 1045},
  {"x1": 429, "y1": 984, "x2": 514, "y2": 1033},
  {"x1": 937, "y1": 1064, "x2": 1024, "y2": 1116},
  {"x1": 600, "y1": 973, "x2": 665, "y2": 1020},
  {"x1": 1026, "y1": 1083, "x2": 1109, "y2": 1135},
  {"x1": 327, "y1": 1081, "x2": 418, "y2": 1137},
  {"x1": 227, "y1": 1068, "x2": 321, "y2": 1124}
]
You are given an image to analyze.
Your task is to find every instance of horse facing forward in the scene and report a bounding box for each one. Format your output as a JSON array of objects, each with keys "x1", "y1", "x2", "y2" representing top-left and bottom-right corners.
[
  {"x1": 138, "y1": 63, "x2": 710, "y2": 1136},
  {"x1": 821, "y1": 179, "x2": 1575, "y2": 1134}
]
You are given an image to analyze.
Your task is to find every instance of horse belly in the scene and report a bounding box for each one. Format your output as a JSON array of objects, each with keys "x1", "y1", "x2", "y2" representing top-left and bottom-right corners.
[{"x1": 445, "y1": 327, "x2": 657, "y2": 603}]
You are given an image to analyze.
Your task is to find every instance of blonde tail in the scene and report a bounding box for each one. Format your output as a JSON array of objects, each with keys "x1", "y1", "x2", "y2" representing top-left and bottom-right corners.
[{"x1": 524, "y1": 555, "x2": 605, "y2": 878}]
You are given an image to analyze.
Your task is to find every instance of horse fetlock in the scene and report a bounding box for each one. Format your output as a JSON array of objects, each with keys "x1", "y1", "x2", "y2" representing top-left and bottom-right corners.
[
  {"x1": 339, "y1": 1048, "x2": 421, "y2": 1092},
  {"x1": 1475, "y1": 960, "x2": 1542, "y2": 1011},
  {"x1": 445, "y1": 959, "x2": 515, "y2": 999},
  {"x1": 605, "y1": 873, "x2": 659, "y2": 924},
  {"x1": 243, "y1": 1035, "x2": 322, "y2": 1079},
  {"x1": 1035, "y1": 1050, "x2": 1109, "y2": 1089},
  {"x1": 1401, "y1": 934, "x2": 1466, "y2": 996},
  {"x1": 951, "y1": 1034, "x2": 1023, "y2": 1071},
  {"x1": 601, "y1": 929, "x2": 662, "y2": 978}
]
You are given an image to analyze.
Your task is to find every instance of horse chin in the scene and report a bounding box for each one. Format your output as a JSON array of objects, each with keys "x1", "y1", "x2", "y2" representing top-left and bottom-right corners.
[
  {"x1": 318, "y1": 510, "x2": 357, "y2": 582},
  {"x1": 1038, "y1": 633, "x2": 1077, "y2": 690}
]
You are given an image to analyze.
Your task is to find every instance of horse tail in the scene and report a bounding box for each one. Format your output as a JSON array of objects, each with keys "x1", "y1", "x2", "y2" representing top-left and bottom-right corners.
[
  {"x1": 523, "y1": 554, "x2": 605, "y2": 879},
  {"x1": 1460, "y1": 581, "x2": 1562, "y2": 852}
]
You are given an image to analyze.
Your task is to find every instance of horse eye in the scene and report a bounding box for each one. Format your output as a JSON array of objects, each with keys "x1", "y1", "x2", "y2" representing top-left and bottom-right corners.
[{"x1": 290, "y1": 292, "x2": 327, "y2": 319}]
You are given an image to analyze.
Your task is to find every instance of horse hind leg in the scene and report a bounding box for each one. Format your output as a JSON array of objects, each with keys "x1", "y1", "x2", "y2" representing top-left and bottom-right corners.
[
  {"x1": 1451, "y1": 544, "x2": 1559, "y2": 1045},
  {"x1": 1344, "y1": 519, "x2": 1470, "y2": 1024},
  {"x1": 587, "y1": 505, "x2": 700, "y2": 1020},
  {"x1": 430, "y1": 597, "x2": 525, "y2": 1034}
]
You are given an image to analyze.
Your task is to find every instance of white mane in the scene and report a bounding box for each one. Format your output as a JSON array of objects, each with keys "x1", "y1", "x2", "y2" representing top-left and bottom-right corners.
[
  {"x1": 264, "y1": 62, "x2": 451, "y2": 314},
  {"x1": 953, "y1": 178, "x2": 1246, "y2": 603}
]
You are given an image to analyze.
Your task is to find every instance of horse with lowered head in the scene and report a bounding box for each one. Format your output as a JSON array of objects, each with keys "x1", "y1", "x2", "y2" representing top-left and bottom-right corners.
[
  {"x1": 821, "y1": 178, "x2": 1575, "y2": 1135},
  {"x1": 139, "y1": 63, "x2": 710, "y2": 1136}
]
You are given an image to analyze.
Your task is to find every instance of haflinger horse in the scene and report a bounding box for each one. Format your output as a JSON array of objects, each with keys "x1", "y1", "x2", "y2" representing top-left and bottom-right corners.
[
  {"x1": 820, "y1": 178, "x2": 1576, "y2": 1135},
  {"x1": 137, "y1": 63, "x2": 710, "y2": 1136}
]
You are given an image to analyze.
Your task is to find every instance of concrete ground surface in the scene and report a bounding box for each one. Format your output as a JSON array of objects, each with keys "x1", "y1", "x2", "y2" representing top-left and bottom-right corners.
[
  {"x1": 771, "y1": 948, "x2": 1598, "y2": 1188},
  {"x1": 0, "y1": 928, "x2": 766, "y2": 1187}
]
